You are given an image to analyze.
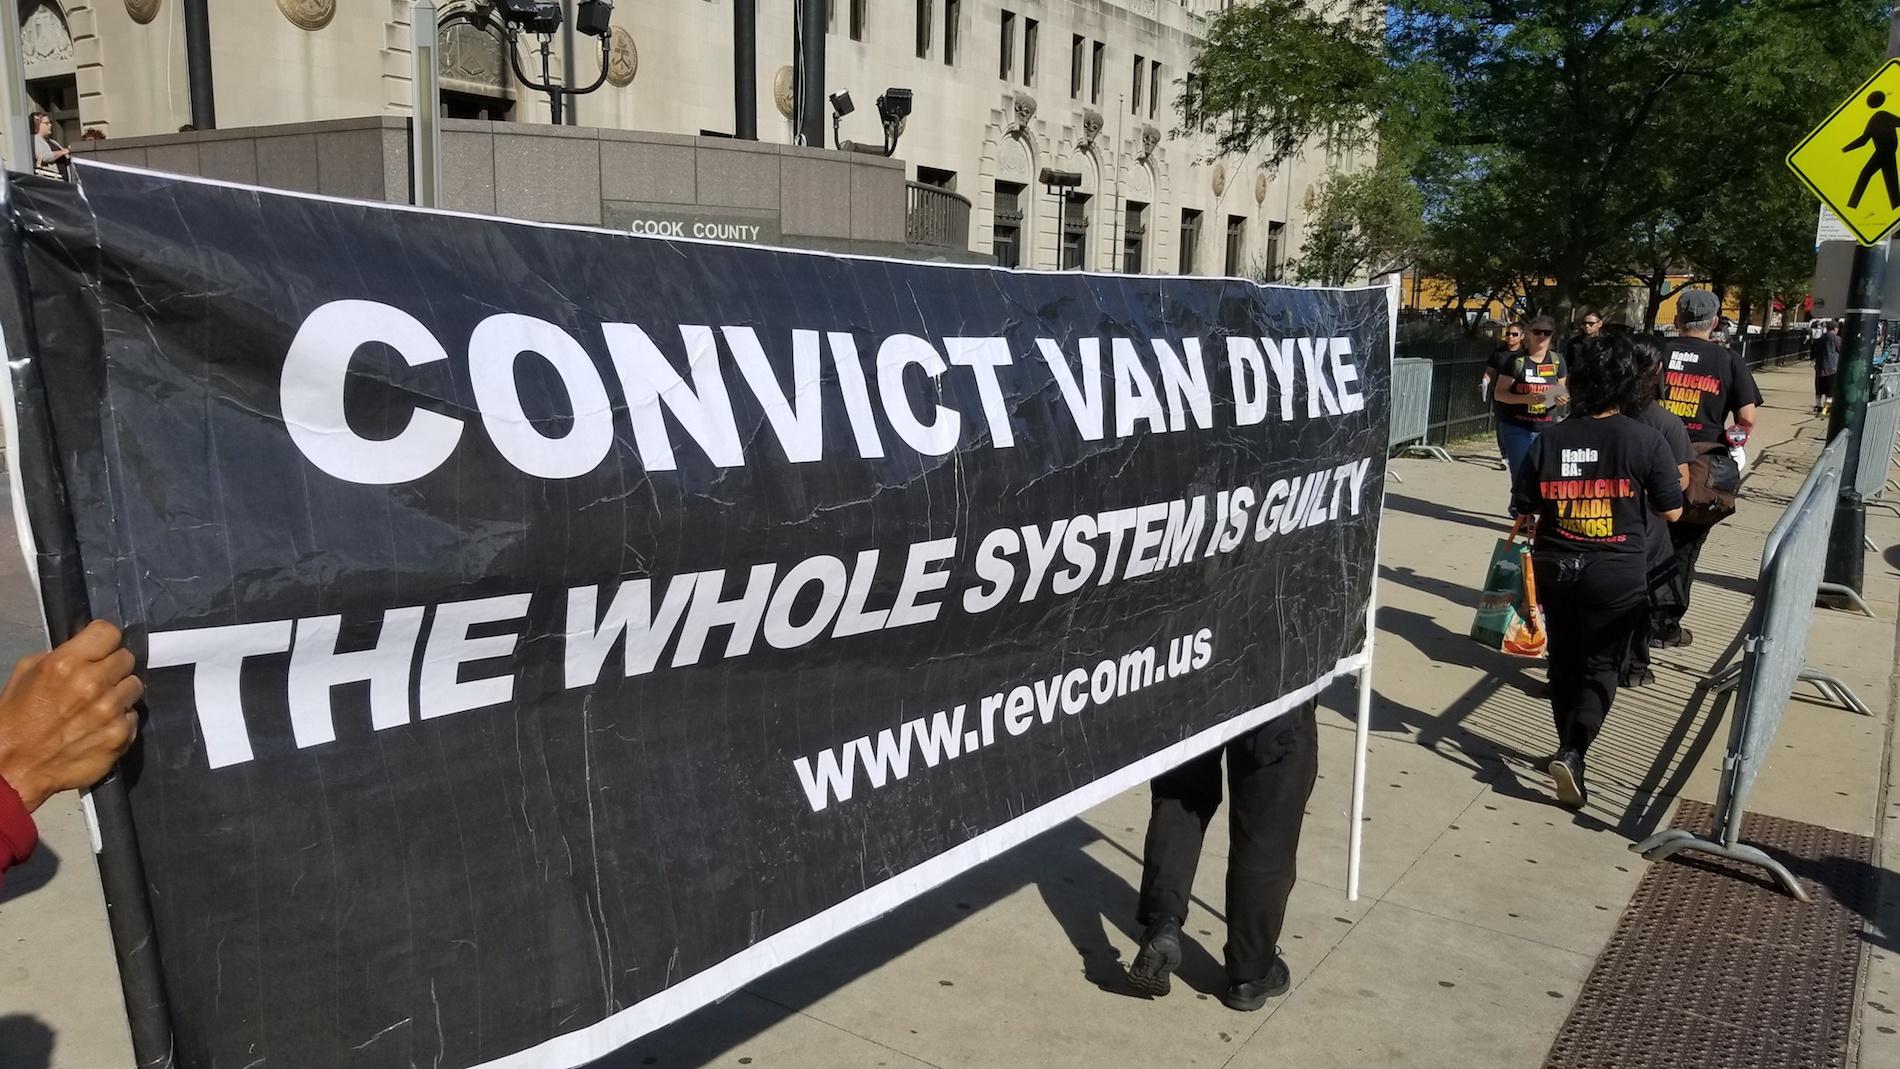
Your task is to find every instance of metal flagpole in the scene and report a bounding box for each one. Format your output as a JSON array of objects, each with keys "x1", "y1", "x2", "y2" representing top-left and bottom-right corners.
[
  {"x1": 1348, "y1": 274, "x2": 1399, "y2": 901},
  {"x1": 411, "y1": 0, "x2": 443, "y2": 209}
]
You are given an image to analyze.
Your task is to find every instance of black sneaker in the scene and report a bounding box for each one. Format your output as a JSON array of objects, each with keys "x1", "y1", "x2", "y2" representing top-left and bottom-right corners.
[
  {"x1": 1222, "y1": 956, "x2": 1292, "y2": 1011},
  {"x1": 1127, "y1": 916, "x2": 1183, "y2": 997},
  {"x1": 1620, "y1": 668, "x2": 1656, "y2": 688},
  {"x1": 1548, "y1": 750, "x2": 1587, "y2": 809}
]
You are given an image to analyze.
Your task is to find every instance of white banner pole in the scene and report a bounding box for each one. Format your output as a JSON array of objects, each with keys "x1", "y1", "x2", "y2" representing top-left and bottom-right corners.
[{"x1": 1348, "y1": 275, "x2": 1400, "y2": 901}]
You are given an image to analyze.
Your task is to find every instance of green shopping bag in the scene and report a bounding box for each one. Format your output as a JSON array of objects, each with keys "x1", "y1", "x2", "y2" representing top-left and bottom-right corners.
[{"x1": 1470, "y1": 518, "x2": 1547, "y2": 658}]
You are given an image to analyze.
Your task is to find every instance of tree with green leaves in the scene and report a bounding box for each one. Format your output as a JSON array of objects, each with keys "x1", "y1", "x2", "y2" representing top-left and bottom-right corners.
[{"x1": 1179, "y1": 0, "x2": 1891, "y2": 321}]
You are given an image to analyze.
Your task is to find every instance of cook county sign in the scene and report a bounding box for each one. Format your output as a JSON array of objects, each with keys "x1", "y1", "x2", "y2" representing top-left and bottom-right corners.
[{"x1": 602, "y1": 201, "x2": 782, "y2": 245}]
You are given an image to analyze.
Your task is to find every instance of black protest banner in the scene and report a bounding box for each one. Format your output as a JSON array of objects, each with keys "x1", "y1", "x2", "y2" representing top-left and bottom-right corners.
[{"x1": 2, "y1": 163, "x2": 1390, "y2": 1069}]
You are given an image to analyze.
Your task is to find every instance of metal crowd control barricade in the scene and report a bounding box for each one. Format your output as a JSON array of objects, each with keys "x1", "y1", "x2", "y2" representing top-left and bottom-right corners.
[
  {"x1": 1638, "y1": 437, "x2": 1854, "y2": 900},
  {"x1": 1386, "y1": 357, "x2": 1452, "y2": 482},
  {"x1": 1858, "y1": 395, "x2": 1900, "y2": 544}
]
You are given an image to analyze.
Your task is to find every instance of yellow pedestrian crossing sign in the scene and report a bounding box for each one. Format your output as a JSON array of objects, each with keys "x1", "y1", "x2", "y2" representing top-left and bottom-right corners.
[{"x1": 1789, "y1": 59, "x2": 1900, "y2": 245}]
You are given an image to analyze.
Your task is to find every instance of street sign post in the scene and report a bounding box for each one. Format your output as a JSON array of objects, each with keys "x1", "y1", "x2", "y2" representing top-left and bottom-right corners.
[
  {"x1": 1789, "y1": 58, "x2": 1900, "y2": 246},
  {"x1": 1798, "y1": 45, "x2": 1900, "y2": 601}
]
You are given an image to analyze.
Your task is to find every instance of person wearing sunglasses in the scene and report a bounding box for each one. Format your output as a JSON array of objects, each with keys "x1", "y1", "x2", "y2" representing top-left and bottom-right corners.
[
  {"x1": 1565, "y1": 312, "x2": 1604, "y2": 364},
  {"x1": 1490, "y1": 315, "x2": 1569, "y2": 509},
  {"x1": 1482, "y1": 321, "x2": 1526, "y2": 403}
]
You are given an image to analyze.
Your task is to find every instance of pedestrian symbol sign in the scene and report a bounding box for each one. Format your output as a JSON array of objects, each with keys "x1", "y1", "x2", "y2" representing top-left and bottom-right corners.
[{"x1": 1790, "y1": 59, "x2": 1900, "y2": 245}]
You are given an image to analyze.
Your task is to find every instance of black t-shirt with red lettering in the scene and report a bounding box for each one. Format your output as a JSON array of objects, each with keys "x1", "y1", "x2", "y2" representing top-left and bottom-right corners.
[
  {"x1": 1490, "y1": 347, "x2": 1568, "y2": 428},
  {"x1": 1511, "y1": 413, "x2": 1684, "y2": 568},
  {"x1": 1658, "y1": 336, "x2": 1763, "y2": 444}
]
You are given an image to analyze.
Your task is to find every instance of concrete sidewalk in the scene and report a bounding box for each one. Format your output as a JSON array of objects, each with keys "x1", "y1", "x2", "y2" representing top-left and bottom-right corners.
[{"x1": 3, "y1": 361, "x2": 1897, "y2": 1069}]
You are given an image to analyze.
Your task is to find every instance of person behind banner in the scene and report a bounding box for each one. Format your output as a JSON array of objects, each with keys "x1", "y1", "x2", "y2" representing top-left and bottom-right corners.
[
  {"x1": 1512, "y1": 334, "x2": 1683, "y2": 808},
  {"x1": 0, "y1": 621, "x2": 144, "y2": 888},
  {"x1": 1651, "y1": 289, "x2": 1760, "y2": 649},
  {"x1": 1490, "y1": 316, "x2": 1569, "y2": 510},
  {"x1": 1127, "y1": 699, "x2": 1317, "y2": 1011},
  {"x1": 1622, "y1": 334, "x2": 1693, "y2": 688},
  {"x1": 29, "y1": 112, "x2": 70, "y2": 182}
]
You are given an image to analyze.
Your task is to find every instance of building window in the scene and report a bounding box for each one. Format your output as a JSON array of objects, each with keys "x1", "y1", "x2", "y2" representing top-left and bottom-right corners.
[
  {"x1": 1123, "y1": 201, "x2": 1148, "y2": 273},
  {"x1": 1070, "y1": 35, "x2": 1083, "y2": 99},
  {"x1": 915, "y1": 0, "x2": 930, "y2": 56},
  {"x1": 1265, "y1": 221, "x2": 1285, "y2": 282},
  {"x1": 944, "y1": 0, "x2": 959, "y2": 65},
  {"x1": 1149, "y1": 62, "x2": 1160, "y2": 119},
  {"x1": 1225, "y1": 215, "x2": 1246, "y2": 276},
  {"x1": 1024, "y1": 18, "x2": 1038, "y2": 87},
  {"x1": 918, "y1": 166, "x2": 957, "y2": 190},
  {"x1": 1132, "y1": 56, "x2": 1144, "y2": 115},
  {"x1": 994, "y1": 181, "x2": 1025, "y2": 268},
  {"x1": 999, "y1": 10, "x2": 1014, "y2": 80},
  {"x1": 1091, "y1": 41, "x2": 1104, "y2": 104},
  {"x1": 442, "y1": 90, "x2": 514, "y2": 121},
  {"x1": 1062, "y1": 192, "x2": 1091, "y2": 270},
  {"x1": 1179, "y1": 209, "x2": 1201, "y2": 275},
  {"x1": 850, "y1": 0, "x2": 865, "y2": 40}
]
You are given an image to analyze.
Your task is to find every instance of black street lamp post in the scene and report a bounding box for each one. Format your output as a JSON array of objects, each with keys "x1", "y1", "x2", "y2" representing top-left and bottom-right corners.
[{"x1": 444, "y1": 0, "x2": 617, "y2": 124}]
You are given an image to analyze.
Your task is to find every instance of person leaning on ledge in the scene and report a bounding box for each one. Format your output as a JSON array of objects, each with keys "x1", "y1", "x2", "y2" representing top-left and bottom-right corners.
[{"x1": 0, "y1": 621, "x2": 144, "y2": 889}]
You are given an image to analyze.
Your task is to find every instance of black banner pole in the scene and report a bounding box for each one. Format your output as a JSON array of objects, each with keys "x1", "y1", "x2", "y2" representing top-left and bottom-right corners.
[{"x1": 0, "y1": 180, "x2": 175, "y2": 1068}]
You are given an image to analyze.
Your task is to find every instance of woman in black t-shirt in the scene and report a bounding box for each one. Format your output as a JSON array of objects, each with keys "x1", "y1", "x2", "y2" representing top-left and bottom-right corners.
[{"x1": 1510, "y1": 334, "x2": 1684, "y2": 809}]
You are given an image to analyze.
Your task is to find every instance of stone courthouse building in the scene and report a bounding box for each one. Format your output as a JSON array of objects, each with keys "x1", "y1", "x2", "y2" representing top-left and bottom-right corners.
[{"x1": 19, "y1": 0, "x2": 1352, "y2": 270}]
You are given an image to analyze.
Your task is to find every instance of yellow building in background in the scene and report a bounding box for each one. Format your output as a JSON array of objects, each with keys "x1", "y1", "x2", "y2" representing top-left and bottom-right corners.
[{"x1": 1399, "y1": 271, "x2": 1747, "y2": 327}]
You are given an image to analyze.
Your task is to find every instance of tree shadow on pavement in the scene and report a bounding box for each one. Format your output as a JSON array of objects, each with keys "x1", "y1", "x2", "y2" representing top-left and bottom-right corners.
[
  {"x1": 0, "y1": 1015, "x2": 54, "y2": 1069},
  {"x1": 1339, "y1": 563, "x2": 1744, "y2": 846},
  {"x1": 594, "y1": 818, "x2": 1220, "y2": 1067},
  {"x1": 1382, "y1": 493, "x2": 1509, "y2": 536}
]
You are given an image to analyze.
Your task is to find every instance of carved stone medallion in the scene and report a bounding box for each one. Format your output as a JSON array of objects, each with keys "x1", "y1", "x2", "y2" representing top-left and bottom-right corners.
[
  {"x1": 773, "y1": 65, "x2": 796, "y2": 120},
  {"x1": 606, "y1": 26, "x2": 637, "y2": 87},
  {"x1": 998, "y1": 134, "x2": 1032, "y2": 181},
  {"x1": 1211, "y1": 161, "x2": 1227, "y2": 196},
  {"x1": 1255, "y1": 170, "x2": 1268, "y2": 204},
  {"x1": 276, "y1": 0, "x2": 335, "y2": 32},
  {"x1": 124, "y1": 0, "x2": 160, "y2": 26}
]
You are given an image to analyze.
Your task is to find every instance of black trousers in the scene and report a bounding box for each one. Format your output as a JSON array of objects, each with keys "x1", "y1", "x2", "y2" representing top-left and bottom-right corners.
[
  {"x1": 1653, "y1": 520, "x2": 1710, "y2": 635},
  {"x1": 1539, "y1": 556, "x2": 1646, "y2": 756},
  {"x1": 1626, "y1": 550, "x2": 1676, "y2": 677},
  {"x1": 1136, "y1": 701, "x2": 1318, "y2": 983}
]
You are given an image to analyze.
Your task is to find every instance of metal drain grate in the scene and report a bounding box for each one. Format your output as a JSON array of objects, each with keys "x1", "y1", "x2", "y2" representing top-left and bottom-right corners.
[{"x1": 1544, "y1": 800, "x2": 1875, "y2": 1069}]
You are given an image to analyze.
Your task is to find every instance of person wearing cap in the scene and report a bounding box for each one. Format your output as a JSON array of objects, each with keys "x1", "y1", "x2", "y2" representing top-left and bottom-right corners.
[
  {"x1": 1651, "y1": 288, "x2": 1761, "y2": 648},
  {"x1": 1489, "y1": 315, "x2": 1568, "y2": 508}
]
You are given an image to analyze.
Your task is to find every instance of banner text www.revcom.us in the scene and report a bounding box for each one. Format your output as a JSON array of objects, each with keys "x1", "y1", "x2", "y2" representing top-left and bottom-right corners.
[{"x1": 792, "y1": 628, "x2": 1213, "y2": 811}]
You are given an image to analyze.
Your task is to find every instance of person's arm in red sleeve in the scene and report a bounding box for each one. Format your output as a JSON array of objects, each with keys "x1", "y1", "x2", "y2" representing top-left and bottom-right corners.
[
  {"x1": 0, "y1": 620, "x2": 144, "y2": 889},
  {"x1": 0, "y1": 773, "x2": 36, "y2": 882}
]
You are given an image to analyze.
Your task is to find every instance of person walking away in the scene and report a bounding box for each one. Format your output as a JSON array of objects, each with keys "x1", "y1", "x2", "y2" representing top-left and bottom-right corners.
[
  {"x1": 29, "y1": 111, "x2": 68, "y2": 181},
  {"x1": 1813, "y1": 322, "x2": 1843, "y2": 415},
  {"x1": 1650, "y1": 289, "x2": 1760, "y2": 647},
  {"x1": 1512, "y1": 334, "x2": 1684, "y2": 807},
  {"x1": 1490, "y1": 316, "x2": 1569, "y2": 504},
  {"x1": 1128, "y1": 700, "x2": 1318, "y2": 1011},
  {"x1": 1566, "y1": 312, "x2": 1604, "y2": 363},
  {"x1": 1623, "y1": 334, "x2": 1693, "y2": 687}
]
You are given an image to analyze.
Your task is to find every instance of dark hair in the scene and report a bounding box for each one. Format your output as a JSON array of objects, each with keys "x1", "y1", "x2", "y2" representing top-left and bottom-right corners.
[
  {"x1": 1568, "y1": 333, "x2": 1651, "y2": 417},
  {"x1": 1528, "y1": 314, "x2": 1557, "y2": 333},
  {"x1": 27, "y1": 111, "x2": 47, "y2": 133}
]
